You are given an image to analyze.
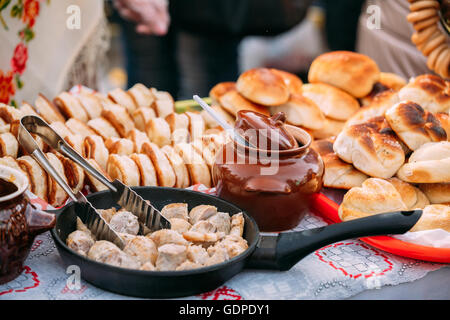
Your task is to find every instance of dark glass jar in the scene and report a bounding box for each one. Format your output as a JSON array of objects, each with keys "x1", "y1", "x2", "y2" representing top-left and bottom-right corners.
[{"x1": 213, "y1": 125, "x2": 323, "y2": 232}]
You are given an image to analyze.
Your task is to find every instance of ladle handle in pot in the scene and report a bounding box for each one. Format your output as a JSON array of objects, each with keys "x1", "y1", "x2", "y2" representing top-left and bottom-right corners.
[
  {"x1": 248, "y1": 210, "x2": 422, "y2": 271},
  {"x1": 19, "y1": 115, "x2": 116, "y2": 192}
]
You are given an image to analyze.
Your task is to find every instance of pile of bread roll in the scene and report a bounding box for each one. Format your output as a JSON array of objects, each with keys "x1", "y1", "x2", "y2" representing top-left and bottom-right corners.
[
  {"x1": 207, "y1": 50, "x2": 450, "y2": 233},
  {"x1": 0, "y1": 84, "x2": 227, "y2": 207}
]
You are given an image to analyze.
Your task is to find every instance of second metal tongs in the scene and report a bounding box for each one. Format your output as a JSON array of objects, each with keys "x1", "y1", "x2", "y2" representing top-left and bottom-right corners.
[{"x1": 18, "y1": 115, "x2": 171, "y2": 248}]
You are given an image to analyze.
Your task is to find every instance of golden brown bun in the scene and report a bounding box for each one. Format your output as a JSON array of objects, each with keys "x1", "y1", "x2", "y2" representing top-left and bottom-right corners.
[
  {"x1": 339, "y1": 178, "x2": 407, "y2": 221},
  {"x1": 410, "y1": 204, "x2": 450, "y2": 232},
  {"x1": 132, "y1": 107, "x2": 156, "y2": 132},
  {"x1": 379, "y1": 72, "x2": 407, "y2": 91},
  {"x1": 129, "y1": 153, "x2": 158, "y2": 186},
  {"x1": 435, "y1": 113, "x2": 450, "y2": 140},
  {"x1": 269, "y1": 94, "x2": 324, "y2": 130},
  {"x1": 419, "y1": 183, "x2": 450, "y2": 204},
  {"x1": 161, "y1": 145, "x2": 190, "y2": 188},
  {"x1": 76, "y1": 93, "x2": 103, "y2": 119},
  {"x1": 127, "y1": 83, "x2": 155, "y2": 109},
  {"x1": 145, "y1": 117, "x2": 172, "y2": 147},
  {"x1": 385, "y1": 101, "x2": 447, "y2": 150},
  {"x1": 165, "y1": 113, "x2": 190, "y2": 144},
  {"x1": 386, "y1": 177, "x2": 430, "y2": 210},
  {"x1": 398, "y1": 74, "x2": 450, "y2": 114},
  {"x1": 17, "y1": 155, "x2": 48, "y2": 202},
  {"x1": 269, "y1": 69, "x2": 303, "y2": 95},
  {"x1": 141, "y1": 142, "x2": 176, "y2": 187},
  {"x1": 45, "y1": 152, "x2": 69, "y2": 207},
  {"x1": 34, "y1": 94, "x2": 65, "y2": 123},
  {"x1": 65, "y1": 118, "x2": 96, "y2": 138},
  {"x1": 209, "y1": 82, "x2": 236, "y2": 105},
  {"x1": 151, "y1": 89, "x2": 175, "y2": 118},
  {"x1": 108, "y1": 87, "x2": 137, "y2": 114},
  {"x1": 0, "y1": 132, "x2": 18, "y2": 158},
  {"x1": 334, "y1": 117, "x2": 405, "y2": 178},
  {"x1": 104, "y1": 137, "x2": 135, "y2": 156},
  {"x1": 346, "y1": 90, "x2": 400, "y2": 127},
  {"x1": 301, "y1": 83, "x2": 360, "y2": 121},
  {"x1": 219, "y1": 90, "x2": 270, "y2": 117},
  {"x1": 397, "y1": 141, "x2": 450, "y2": 183},
  {"x1": 310, "y1": 117, "x2": 345, "y2": 139},
  {"x1": 106, "y1": 154, "x2": 141, "y2": 186},
  {"x1": 174, "y1": 142, "x2": 211, "y2": 188},
  {"x1": 54, "y1": 92, "x2": 89, "y2": 123},
  {"x1": 311, "y1": 139, "x2": 368, "y2": 189},
  {"x1": 84, "y1": 135, "x2": 109, "y2": 170},
  {"x1": 101, "y1": 103, "x2": 135, "y2": 138},
  {"x1": 86, "y1": 117, "x2": 120, "y2": 140},
  {"x1": 236, "y1": 68, "x2": 290, "y2": 106},
  {"x1": 308, "y1": 51, "x2": 380, "y2": 98}
]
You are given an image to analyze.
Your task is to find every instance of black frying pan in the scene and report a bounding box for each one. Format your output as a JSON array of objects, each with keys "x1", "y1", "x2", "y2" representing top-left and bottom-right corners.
[{"x1": 48, "y1": 186, "x2": 422, "y2": 299}]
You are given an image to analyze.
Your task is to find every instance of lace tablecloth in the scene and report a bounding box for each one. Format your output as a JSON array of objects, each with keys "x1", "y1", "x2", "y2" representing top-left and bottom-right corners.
[{"x1": 1, "y1": 185, "x2": 446, "y2": 300}]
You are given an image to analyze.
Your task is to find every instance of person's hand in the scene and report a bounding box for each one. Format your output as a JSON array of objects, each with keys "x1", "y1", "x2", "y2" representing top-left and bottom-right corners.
[{"x1": 114, "y1": 0, "x2": 170, "y2": 35}]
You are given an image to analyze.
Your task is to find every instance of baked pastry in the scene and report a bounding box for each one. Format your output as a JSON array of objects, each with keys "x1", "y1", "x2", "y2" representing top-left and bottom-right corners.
[
  {"x1": 132, "y1": 107, "x2": 156, "y2": 132},
  {"x1": 190, "y1": 139, "x2": 216, "y2": 170},
  {"x1": 339, "y1": 178, "x2": 407, "y2": 221},
  {"x1": 387, "y1": 177, "x2": 430, "y2": 210},
  {"x1": 87, "y1": 117, "x2": 120, "y2": 140},
  {"x1": 64, "y1": 134, "x2": 85, "y2": 156},
  {"x1": 53, "y1": 152, "x2": 85, "y2": 194},
  {"x1": 385, "y1": 101, "x2": 447, "y2": 150},
  {"x1": 269, "y1": 69, "x2": 303, "y2": 95},
  {"x1": 145, "y1": 117, "x2": 172, "y2": 147},
  {"x1": 141, "y1": 142, "x2": 176, "y2": 187},
  {"x1": 160, "y1": 145, "x2": 190, "y2": 188},
  {"x1": 0, "y1": 132, "x2": 18, "y2": 158},
  {"x1": 209, "y1": 82, "x2": 236, "y2": 105},
  {"x1": 54, "y1": 92, "x2": 89, "y2": 122},
  {"x1": 101, "y1": 103, "x2": 135, "y2": 138},
  {"x1": 50, "y1": 121, "x2": 73, "y2": 139},
  {"x1": 410, "y1": 204, "x2": 450, "y2": 232},
  {"x1": 19, "y1": 102, "x2": 39, "y2": 116},
  {"x1": 127, "y1": 128, "x2": 151, "y2": 153},
  {"x1": 0, "y1": 156, "x2": 27, "y2": 179},
  {"x1": 85, "y1": 158, "x2": 110, "y2": 192},
  {"x1": 398, "y1": 74, "x2": 450, "y2": 114},
  {"x1": 165, "y1": 112, "x2": 190, "y2": 144},
  {"x1": 311, "y1": 117, "x2": 345, "y2": 139},
  {"x1": 34, "y1": 94, "x2": 65, "y2": 123},
  {"x1": 174, "y1": 142, "x2": 211, "y2": 187},
  {"x1": 104, "y1": 137, "x2": 135, "y2": 156},
  {"x1": 84, "y1": 135, "x2": 109, "y2": 170},
  {"x1": 308, "y1": 51, "x2": 380, "y2": 98},
  {"x1": 270, "y1": 94, "x2": 325, "y2": 130},
  {"x1": 45, "y1": 152, "x2": 69, "y2": 207},
  {"x1": 236, "y1": 68, "x2": 290, "y2": 106},
  {"x1": 17, "y1": 155, "x2": 48, "y2": 201},
  {"x1": 419, "y1": 183, "x2": 450, "y2": 204},
  {"x1": 127, "y1": 83, "x2": 155, "y2": 109},
  {"x1": 397, "y1": 141, "x2": 450, "y2": 183},
  {"x1": 106, "y1": 154, "x2": 141, "y2": 186},
  {"x1": 378, "y1": 72, "x2": 407, "y2": 92},
  {"x1": 65, "y1": 118, "x2": 96, "y2": 138},
  {"x1": 219, "y1": 90, "x2": 270, "y2": 116},
  {"x1": 107, "y1": 87, "x2": 137, "y2": 114},
  {"x1": 151, "y1": 89, "x2": 175, "y2": 118},
  {"x1": 185, "y1": 111, "x2": 206, "y2": 142},
  {"x1": 345, "y1": 90, "x2": 400, "y2": 127},
  {"x1": 200, "y1": 105, "x2": 235, "y2": 129},
  {"x1": 129, "y1": 153, "x2": 158, "y2": 186},
  {"x1": 334, "y1": 116, "x2": 405, "y2": 178},
  {"x1": 301, "y1": 83, "x2": 360, "y2": 121},
  {"x1": 76, "y1": 93, "x2": 103, "y2": 119},
  {"x1": 311, "y1": 138, "x2": 368, "y2": 189},
  {"x1": 436, "y1": 113, "x2": 450, "y2": 140}
]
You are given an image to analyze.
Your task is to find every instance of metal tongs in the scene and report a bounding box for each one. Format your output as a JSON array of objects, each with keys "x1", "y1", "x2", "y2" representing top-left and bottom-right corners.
[{"x1": 18, "y1": 115, "x2": 171, "y2": 249}]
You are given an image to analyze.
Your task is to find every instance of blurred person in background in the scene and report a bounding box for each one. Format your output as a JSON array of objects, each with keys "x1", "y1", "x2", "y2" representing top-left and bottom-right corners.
[{"x1": 113, "y1": 0, "x2": 314, "y2": 99}]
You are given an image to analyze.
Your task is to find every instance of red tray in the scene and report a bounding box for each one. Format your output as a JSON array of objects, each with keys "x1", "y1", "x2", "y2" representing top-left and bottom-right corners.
[{"x1": 310, "y1": 193, "x2": 450, "y2": 263}]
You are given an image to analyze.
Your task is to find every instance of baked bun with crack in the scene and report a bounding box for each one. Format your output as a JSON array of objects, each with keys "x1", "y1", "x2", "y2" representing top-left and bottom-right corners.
[
  {"x1": 410, "y1": 204, "x2": 450, "y2": 232},
  {"x1": 311, "y1": 117, "x2": 345, "y2": 139},
  {"x1": 398, "y1": 74, "x2": 450, "y2": 113},
  {"x1": 311, "y1": 138, "x2": 368, "y2": 189},
  {"x1": 301, "y1": 83, "x2": 360, "y2": 121},
  {"x1": 236, "y1": 68, "x2": 290, "y2": 106},
  {"x1": 334, "y1": 116, "x2": 405, "y2": 178},
  {"x1": 385, "y1": 101, "x2": 447, "y2": 150},
  {"x1": 308, "y1": 51, "x2": 380, "y2": 98},
  {"x1": 419, "y1": 183, "x2": 450, "y2": 204},
  {"x1": 339, "y1": 178, "x2": 407, "y2": 221},
  {"x1": 209, "y1": 82, "x2": 236, "y2": 105},
  {"x1": 269, "y1": 69, "x2": 303, "y2": 95},
  {"x1": 435, "y1": 113, "x2": 450, "y2": 140},
  {"x1": 387, "y1": 177, "x2": 430, "y2": 210},
  {"x1": 397, "y1": 141, "x2": 450, "y2": 183}
]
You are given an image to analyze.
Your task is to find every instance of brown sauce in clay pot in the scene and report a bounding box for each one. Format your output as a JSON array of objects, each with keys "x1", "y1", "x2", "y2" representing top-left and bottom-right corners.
[
  {"x1": 0, "y1": 178, "x2": 18, "y2": 197},
  {"x1": 213, "y1": 110, "x2": 324, "y2": 232}
]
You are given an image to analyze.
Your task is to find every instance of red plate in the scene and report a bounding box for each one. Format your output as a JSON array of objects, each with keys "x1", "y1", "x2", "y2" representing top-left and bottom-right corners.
[{"x1": 310, "y1": 193, "x2": 450, "y2": 263}]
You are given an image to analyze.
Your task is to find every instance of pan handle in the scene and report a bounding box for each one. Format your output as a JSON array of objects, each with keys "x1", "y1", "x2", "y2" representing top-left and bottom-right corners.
[{"x1": 247, "y1": 210, "x2": 422, "y2": 271}]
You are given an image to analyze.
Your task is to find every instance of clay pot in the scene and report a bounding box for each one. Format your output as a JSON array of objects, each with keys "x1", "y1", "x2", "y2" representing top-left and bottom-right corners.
[
  {"x1": 213, "y1": 125, "x2": 324, "y2": 231},
  {"x1": 0, "y1": 165, "x2": 56, "y2": 284}
]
